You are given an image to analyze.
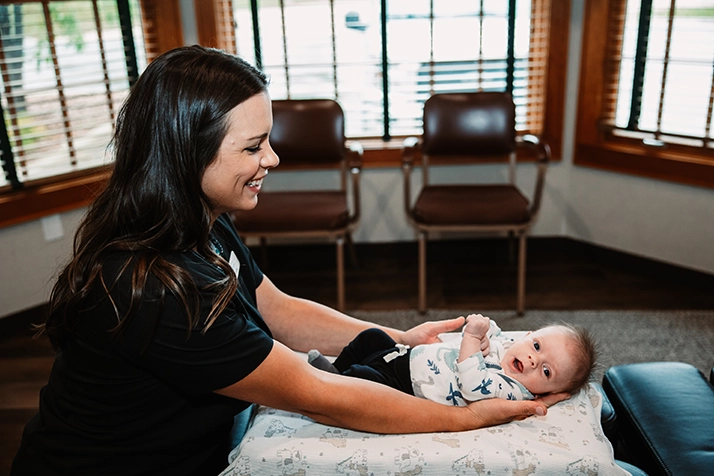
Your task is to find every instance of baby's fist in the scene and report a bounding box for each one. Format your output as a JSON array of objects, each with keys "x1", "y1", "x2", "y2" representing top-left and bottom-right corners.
[{"x1": 464, "y1": 313, "x2": 490, "y2": 338}]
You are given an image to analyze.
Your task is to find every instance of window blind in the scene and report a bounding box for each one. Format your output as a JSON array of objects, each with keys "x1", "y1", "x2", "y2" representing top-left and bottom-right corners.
[
  {"x1": 0, "y1": 0, "x2": 150, "y2": 190},
  {"x1": 217, "y1": 0, "x2": 551, "y2": 140},
  {"x1": 601, "y1": 0, "x2": 714, "y2": 149}
]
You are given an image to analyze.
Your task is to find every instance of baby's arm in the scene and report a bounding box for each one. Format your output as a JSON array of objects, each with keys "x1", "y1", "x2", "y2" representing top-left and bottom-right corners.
[{"x1": 458, "y1": 314, "x2": 491, "y2": 363}]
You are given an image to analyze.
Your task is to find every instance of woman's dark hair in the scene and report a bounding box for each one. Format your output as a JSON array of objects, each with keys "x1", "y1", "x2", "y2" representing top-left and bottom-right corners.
[{"x1": 41, "y1": 46, "x2": 269, "y2": 349}]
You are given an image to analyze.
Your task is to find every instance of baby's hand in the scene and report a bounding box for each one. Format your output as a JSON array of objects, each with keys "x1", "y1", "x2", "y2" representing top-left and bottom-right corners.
[
  {"x1": 458, "y1": 314, "x2": 491, "y2": 361},
  {"x1": 463, "y1": 314, "x2": 490, "y2": 338},
  {"x1": 463, "y1": 314, "x2": 491, "y2": 357}
]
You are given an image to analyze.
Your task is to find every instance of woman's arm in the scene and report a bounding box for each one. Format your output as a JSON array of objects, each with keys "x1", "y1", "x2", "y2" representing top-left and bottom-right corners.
[
  {"x1": 256, "y1": 275, "x2": 464, "y2": 355},
  {"x1": 215, "y1": 340, "x2": 563, "y2": 434}
]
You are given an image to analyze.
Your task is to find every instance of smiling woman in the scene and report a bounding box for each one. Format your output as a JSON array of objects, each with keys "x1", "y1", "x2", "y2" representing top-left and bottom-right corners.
[{"x1": 10, "y1": 46, "x2": 562, "y2": 476}]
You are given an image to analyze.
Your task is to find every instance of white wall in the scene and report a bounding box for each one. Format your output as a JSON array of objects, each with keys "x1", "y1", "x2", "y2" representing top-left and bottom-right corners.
[
  {"x1": 2, "y1": 1, "x2": 713, "y2": 319},
  {"x1": 0, "y1": 209, "x2": 84, "y2": 317}
]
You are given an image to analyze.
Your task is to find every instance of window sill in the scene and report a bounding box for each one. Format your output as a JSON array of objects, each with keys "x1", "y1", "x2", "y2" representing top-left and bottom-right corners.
[
  {"x1": 0, "y1": 168, "x2": 110, "y2": 229},
  {"x1": 574, "y1": 142, "x2": 714, "y2": 189}
]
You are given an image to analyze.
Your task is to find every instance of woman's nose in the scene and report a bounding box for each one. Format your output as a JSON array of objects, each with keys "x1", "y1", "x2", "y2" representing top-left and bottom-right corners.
[{"x1": 262, "y1": 144, "x2": 280, "y2": 169}]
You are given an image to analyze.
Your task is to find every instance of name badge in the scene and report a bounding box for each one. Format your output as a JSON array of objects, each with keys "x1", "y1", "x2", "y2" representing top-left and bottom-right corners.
[{"x1": 229, "y1": 251, "x2": 241, "y2": 278}]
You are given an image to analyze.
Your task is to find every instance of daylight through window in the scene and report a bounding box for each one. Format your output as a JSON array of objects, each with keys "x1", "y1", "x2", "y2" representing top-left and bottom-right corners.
[{"x1": 0, "y1": 0, "x2": 147, "y2": 190}]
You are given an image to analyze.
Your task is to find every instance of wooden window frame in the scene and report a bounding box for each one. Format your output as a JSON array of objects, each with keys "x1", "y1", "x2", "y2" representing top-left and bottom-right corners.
[
  {"x1": 0, "y1": 0, "x2": 569, "y2": 229},
  {"x1": 575, "y1": 0, "x2": 714, "y2": 189}
]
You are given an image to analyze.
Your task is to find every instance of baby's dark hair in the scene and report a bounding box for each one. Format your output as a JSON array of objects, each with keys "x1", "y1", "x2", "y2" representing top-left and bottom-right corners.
[{"x1": 553, "y1": 323, "x2": 599, "y2": 394}]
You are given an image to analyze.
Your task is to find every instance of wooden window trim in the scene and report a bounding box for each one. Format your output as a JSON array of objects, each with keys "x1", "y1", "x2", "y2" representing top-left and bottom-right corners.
[
  {"x1": 0, "y1": 0, "x2": 569, "y2": 229},
  {"x1": 0, "y1": 168, "x2": 110, "y2": 229},
  {"x1": 575, "y1": 0, "x2": 714, "y2": 189}
]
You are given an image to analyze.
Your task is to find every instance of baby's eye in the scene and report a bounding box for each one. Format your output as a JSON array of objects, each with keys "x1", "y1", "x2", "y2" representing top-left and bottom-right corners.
[
  {"x1": 543, "y1": 367, "x2": 550, "y2": 378},
  {"x1": 534, "y1": 341, "x2": 540, "y2": 351}
]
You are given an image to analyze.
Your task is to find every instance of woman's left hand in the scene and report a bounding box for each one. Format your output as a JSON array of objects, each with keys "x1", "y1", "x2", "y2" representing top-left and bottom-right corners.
[{"x1": 400, "y1": 316, "x2": 466, "y2": 347}]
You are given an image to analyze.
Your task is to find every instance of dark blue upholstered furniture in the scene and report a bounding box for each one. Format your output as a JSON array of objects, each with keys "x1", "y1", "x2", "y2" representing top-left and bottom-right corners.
[{"x1": 602, "y1": 362, "x2": 714, "y2": 476}]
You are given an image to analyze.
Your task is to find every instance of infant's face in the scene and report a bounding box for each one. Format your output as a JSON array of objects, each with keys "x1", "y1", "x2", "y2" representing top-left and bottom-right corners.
[{"x1": 500, "y1": 326, "x2": 577, "y2": 396}]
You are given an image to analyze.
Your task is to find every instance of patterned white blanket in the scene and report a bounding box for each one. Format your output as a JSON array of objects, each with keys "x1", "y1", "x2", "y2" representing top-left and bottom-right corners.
[{"x1": 221, "y1": 333, "x2": 629, "y2": 476}]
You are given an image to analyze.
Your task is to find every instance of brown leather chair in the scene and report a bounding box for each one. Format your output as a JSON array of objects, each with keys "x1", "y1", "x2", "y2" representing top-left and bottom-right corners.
[
  {"x1": 402, "y1": 92, "x2": 550, "y2": 315},
  {"x1": 230, "y1": 99, "x2": 362, "y2": 312}
]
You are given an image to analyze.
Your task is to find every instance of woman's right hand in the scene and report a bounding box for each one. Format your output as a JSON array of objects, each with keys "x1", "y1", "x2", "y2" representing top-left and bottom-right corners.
[{"x1": 464, "y1": 392, "x2": 571, "y2": 428}]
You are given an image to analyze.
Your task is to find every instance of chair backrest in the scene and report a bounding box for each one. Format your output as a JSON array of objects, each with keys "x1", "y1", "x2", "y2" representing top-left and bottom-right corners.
[
  {"x1": 270, "y1": 99, "x2": 346, "y2": 166},
  {"x1": 422, "y1": 92, "x2": 516, "y2": 157}
]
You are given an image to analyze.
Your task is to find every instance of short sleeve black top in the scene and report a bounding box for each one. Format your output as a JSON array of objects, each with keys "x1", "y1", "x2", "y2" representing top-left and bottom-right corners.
[{"x1": 11, "y1": 215, "x2": 274, "y2": 476}]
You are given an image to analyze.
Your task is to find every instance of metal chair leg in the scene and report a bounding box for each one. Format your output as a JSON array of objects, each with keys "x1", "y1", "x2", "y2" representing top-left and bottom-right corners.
[
  {"x1": 517, "y1": 232, "x2": 527, "y2": 316},
  {"x1": 336, "y1": 236, "x2": 345, "y2": 312},
  {"x1": 508, "y1": 230, "x2": 516, "y2": 263},
  {"x1": 345, "y1": 232, "x2": 359, "y2": 269},
  {"x1": 418, "y1": 231, "x2": 427, "y2": 314}
]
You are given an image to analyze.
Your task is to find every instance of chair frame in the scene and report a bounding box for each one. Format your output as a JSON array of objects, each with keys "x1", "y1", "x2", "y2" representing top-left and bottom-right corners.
[{"x1": 402, "y1": 130, "x2": 550, "y2": 315}]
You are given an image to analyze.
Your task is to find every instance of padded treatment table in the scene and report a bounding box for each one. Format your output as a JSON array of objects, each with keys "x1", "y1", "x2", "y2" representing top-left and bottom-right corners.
[
  {"x1": 221, "y1": 332, "x2": 632, "y2": 476},
  {"x1": 603, "y1": 361, "x2": 714, "y2": 476}
]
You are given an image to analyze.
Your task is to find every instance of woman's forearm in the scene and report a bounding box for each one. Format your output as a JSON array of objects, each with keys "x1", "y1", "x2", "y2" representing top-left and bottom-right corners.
[
  {"x1": 217, "y1": 341, "x2": 552, "y2": 435},
  {"x1": 299, "y1": 370, "x2": 477, "y2": 434},
  {"x1": 257, "y1": 276, "x2": 405, "y2": 355}
]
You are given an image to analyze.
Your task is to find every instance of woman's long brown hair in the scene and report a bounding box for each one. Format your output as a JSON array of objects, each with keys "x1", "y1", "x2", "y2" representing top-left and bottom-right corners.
[{"x1": 41, "y1": 46, "x2": 269, "y2": 351}]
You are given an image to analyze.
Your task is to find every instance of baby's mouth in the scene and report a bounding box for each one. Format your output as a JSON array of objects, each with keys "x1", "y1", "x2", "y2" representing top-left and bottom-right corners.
[{"x1": 513, "y1": 358, "x2": 523, "y2": 373}]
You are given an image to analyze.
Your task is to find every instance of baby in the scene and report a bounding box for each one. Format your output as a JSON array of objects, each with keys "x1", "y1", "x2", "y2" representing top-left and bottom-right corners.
[{"x1": 309, "y1": 314, "x2": 597, "y2": 406}]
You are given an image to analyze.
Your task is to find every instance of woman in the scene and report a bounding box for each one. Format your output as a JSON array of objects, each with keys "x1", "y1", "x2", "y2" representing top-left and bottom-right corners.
[{"x1": 11, "y1": 46, "x2": 566, "y2": 475}]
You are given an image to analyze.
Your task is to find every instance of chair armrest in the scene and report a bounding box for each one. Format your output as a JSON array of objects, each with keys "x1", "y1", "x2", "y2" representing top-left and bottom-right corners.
[
  {"x1": 517, "y1": 134, "x2": 551, "y2": 164},
  {"x1": 347, "y1": 141, "x2": 364, "y2": 170},
  {"x1": 401, "y1": 137, "x2": 420, "y2": 225},
  {"x1": 516, "y1": 134, "x2": 551, "y2": 220},
  {"x1": 401, "y1": 136, "x2": 419, "y2": 167},
  {"x1": 346, "y1": 141, "x2": 363, "y2": 228}
]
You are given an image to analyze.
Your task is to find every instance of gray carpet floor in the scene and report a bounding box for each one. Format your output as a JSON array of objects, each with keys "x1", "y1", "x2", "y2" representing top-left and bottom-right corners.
[{"x1": 351, "y1": 309, "x2": 714, "y2": 382}]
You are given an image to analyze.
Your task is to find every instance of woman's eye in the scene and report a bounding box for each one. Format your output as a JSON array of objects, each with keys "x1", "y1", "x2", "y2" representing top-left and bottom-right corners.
[{"x1": 246, "y1": 146, "x2": 261, "y2": 153}]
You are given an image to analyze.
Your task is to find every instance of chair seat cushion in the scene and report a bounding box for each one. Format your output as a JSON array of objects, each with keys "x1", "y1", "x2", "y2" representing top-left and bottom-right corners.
[
  {"x1": 230, "y1": 191, "x2": 349, "y2": 233},
  {"x1": 413, "y1": 184, "x2": 531, "y2": 226}
]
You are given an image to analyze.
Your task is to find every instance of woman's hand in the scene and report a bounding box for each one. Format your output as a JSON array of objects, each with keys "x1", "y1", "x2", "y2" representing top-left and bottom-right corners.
[
  {"x1": 400, "y1": 316, "x2": 466, "y2": 347},
  {"x1": 465, "y1": 392, "x2": 571, "y2": 428}
]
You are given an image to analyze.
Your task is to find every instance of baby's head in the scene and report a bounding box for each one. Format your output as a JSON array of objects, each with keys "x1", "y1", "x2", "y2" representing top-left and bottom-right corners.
[{"x1": 500, "y1": 324, "x2": 597, "y2": 396}]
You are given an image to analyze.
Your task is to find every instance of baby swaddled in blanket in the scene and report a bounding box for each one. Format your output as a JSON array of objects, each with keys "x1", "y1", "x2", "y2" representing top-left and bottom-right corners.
[{"x1": 309, "y1": 314, "x2": 598, "y2": 405}]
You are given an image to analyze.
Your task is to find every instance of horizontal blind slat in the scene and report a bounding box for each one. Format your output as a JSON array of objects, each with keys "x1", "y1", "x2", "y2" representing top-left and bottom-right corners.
[{"x1": 0, "y1": 0, "x2": 152, "y2": 189}]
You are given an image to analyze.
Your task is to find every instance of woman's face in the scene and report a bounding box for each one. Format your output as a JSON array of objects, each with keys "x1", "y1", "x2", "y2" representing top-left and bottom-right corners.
[{"x1": 202, "y1": 92, "x2": 279, "y2": 220}]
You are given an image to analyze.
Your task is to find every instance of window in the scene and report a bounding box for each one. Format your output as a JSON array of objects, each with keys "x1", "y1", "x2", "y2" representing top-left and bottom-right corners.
[
  {"x1": 219, "y1": 0, "x2": 553, "y2": 141},
  {"x1": 0, "y1": 0, "x2": 148, "y2": 191},
  {"x1": 576, "y1": 0, "x2": 714, "y2": 188},
  {"x1": 1, "y1": 0, "x2": 566, "y2": 227}
]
